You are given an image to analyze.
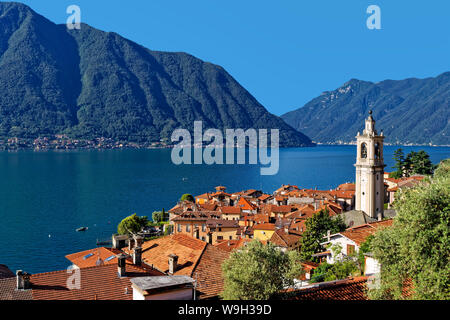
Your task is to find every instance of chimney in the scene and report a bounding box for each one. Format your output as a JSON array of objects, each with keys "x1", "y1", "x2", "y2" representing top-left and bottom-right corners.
[
  {"x1": 134, "y1": 235, "x2": 144, "y2": 248},
  {"x1": 133, "y1": 246, "x2": 142, "y2": 266},
  {"x1": 284, "y1": 226, "x2": 289, "y2": 234},
  {"x1": 128, "y1": 238, "x2": 135, "y2": 251},
  {"x1": 112, "y1": 234, "x2": 128, "y2": 249},
  {"x1": 117, "y1": 254, "x2": 127, "y2": 277},
  {"x1": 16, "y1": 270, "x2": 31, "y2": 290},
  {"x1": 168, "y1": 254, "x2": 178, "y2": 275}
]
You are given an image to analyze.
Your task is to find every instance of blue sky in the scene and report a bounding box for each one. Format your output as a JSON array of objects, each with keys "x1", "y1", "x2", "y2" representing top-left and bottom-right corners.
[{"x1": 14, "y1": 0, "x2": 450, "y2": 116}]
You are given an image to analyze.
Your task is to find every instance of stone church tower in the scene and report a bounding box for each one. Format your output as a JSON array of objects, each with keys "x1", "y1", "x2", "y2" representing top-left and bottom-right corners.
[{"x1": 355, "y1": 111, "x2": 385, "y2": 220}]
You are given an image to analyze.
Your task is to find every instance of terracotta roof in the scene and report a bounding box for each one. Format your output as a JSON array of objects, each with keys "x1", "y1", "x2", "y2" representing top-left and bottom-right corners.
[
  {"x1": 65, "y1": 247, "x2": 122, "y2": 268},
  {"x1": 286, "y1": 276, "x2": 369, "y2": 300},
  {"x1": 219, "y1": 206, "x2": 241, "y2": 214},
  {"x1": 258, "y1": 194, "x2": 272, "y2": 201},
  {"x1": 29, "y1": 263, "x2": 157, "y2": 300},
  {"x1": 214, "y1": 238, "x2": 252, "y2": 253},
  {"x1": 238, "y1": 197, "x2": 257, "y2": 210},
  {"x1": 0, "y1": 277, "x2": 33, "y2": 300},
  {"x1": 198, "y1": 203, "x2": 218, "y2": 211},
  {"x1": 271, "y1": 205, "x2": 294, "y2": 214},
  {"x1": 328, "y1": 190, "x2": 355, "y2": 199},
  {"x1": 125, "y1": 234, "x2": 207, "y2": 276},
  {"x1": 340, "y1": 219, "x2": 394, "y2": 245},
  {"x1": 192, "y1": 245, "x2": 230, "y2": 299},
  {"x1": 269, "y1": 229, "x2": 301, "y2": 248},
  {"x1": 337, "y1": 183, "x2": 356, "y2": 191},
  {"x1": 253, "y1": 223, "x2": 276, "y2": 231}
]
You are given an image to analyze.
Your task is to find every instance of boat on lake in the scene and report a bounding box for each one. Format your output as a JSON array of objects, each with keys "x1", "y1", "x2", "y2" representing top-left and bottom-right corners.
[{"x1": 76, "y1": 227, "x2": 88, "y2": 232}]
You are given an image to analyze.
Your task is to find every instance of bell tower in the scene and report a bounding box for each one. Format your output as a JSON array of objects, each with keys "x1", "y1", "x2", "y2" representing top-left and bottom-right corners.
[{"x1": 355, "y1": 111, "x2": 385, "y2": 220}]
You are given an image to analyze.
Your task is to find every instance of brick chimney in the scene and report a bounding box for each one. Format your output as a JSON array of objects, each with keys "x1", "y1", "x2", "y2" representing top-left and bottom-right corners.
[
  {"x1": 168, "y1": 254, "x2": 178, "y2": 275},
  {"x1": 117, "y1": 254, "x2": 127, "y2": 277},
  {"x1": 134, "y1": 235, "x2": 144, "y2": 248},
  {"x1": 133, "y1": 247, "x2": 142, "y2": 266},
  {"x1": 16, "y1": 270, "x2": 31, "y2": 290},
  {"x1": 128, "y1": 237, "x2": 135, "y2": 251}
]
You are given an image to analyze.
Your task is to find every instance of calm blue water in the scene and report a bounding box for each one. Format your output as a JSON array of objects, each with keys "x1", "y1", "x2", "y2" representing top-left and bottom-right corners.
[{"x1": 0, "y1": 145, "x2": 448, "y2": 273}]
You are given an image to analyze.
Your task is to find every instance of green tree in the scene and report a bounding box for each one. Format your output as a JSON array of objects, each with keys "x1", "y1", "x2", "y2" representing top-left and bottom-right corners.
[
  {"x1": 221, "y1": 240, "x2": 303, "y2": 300},
  {"x1": 299, "y1": 209, "x2": 346, "y2": 261},
  {"x1": 152, "y1": 211, "x2": 163, "y2": 223},
  {"x1": 390, "y1": 148, "x2": 405, "y2": 178},
  {"x1": 180, "y1": 194, "x2": 194, "y2": 202},
  {"x1": 368, "y1": 159, "x2": 450, "y2": 300},
  {"x1": 117, "y1": 213, "x2": 149, "y2": 235}
]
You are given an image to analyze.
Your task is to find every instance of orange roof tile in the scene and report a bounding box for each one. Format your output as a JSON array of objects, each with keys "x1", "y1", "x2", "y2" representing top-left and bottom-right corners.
[
  {"x1": 65, "y1": 247, "x2": 122, "y2": 268},
  {"x1": 286, "y1": 276, "x2": 369, "y2": 300},
  {"x1": 124, "y1": 234, "x2": 207, "y2": 276},
  {"x1": 253, "y1": 223, "x2": 276, "y2": 231}
]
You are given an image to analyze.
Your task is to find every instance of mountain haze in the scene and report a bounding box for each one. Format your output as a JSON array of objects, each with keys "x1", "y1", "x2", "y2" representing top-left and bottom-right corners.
[
  {"x1": 0, "y1": 2, "x2": 313, "y2": 147},
  {"x1": 282, "y1": 73, "x2": 450, "y2": 145}
]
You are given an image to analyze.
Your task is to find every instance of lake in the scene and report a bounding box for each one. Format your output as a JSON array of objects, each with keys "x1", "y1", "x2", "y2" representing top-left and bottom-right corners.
[{"x1": 0, "y1": 145, "x2": 448, "y2": 273}]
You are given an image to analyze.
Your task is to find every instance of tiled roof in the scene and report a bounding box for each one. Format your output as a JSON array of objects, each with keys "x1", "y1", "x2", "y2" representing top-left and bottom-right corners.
[
  {"x1": 238, "y1": 197, "x2": 257, "y2": 210},
  {"x1": 269, "y1": 229, "x2": 301, "y2": 248},
  {"x1": 219, "y1": 206, "x2": 241, "y2": 214},
  {"x1": 340, "y1": 219, "x2": 394, "y2": 245},
  {"x1": 30, "y1": 263, "x2": 157, "y2": 300},
  {"x1": 0, "y1": 277, "x2": 33, "y2": 300},
  {"x1": 126, "y1": 234, "x2": 207, "y2": 276},
  {"x1": 286, "y1": 276, "x2": 369, "y2": 300},
  {"x1": 199, "y1": 203, "x2": 218, "y2": 211},
  {"x1": 258, "y1": 194, "x2": 272, "y2": 201},
  {"x1": 65, "y1": 247, "x2": 122, "y2": 268},
  {"x1": 337, "y1": 183, "x2": 356, "y2": 191},
  {"x1": 214, "y1": 238, "x2": 251, "y2": 252},
  {"x1": 192, "y1": 245, "x2": 230, "y2": 299},
  {"x1": 253, "y1": 223, "x2": 276, "y2": 231},
  {"x1": 271, "y1": 205, "x2": 294, "y2": 213}
]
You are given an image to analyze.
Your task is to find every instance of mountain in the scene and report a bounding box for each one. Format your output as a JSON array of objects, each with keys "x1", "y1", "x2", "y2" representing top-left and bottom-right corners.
[
  {"x1": 282, "y1": 73, "x2": 450, "y2": 145},
  {"x1": 0, "y1": 2, "x2": 313, "y2": 147}
]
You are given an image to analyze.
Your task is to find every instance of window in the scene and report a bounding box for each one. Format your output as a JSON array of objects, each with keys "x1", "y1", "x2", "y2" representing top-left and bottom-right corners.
[
  {"x1": 177, "y1": 224, "x2": 181, "y2": 232},
  {"x1": 217, "y1": 236, "x2": 223, "y2": 241},
  {"x1": 229, "y1": 236, "x2": 233, "y2": 240},
  {"x1": 202, "y1": 224, "x2": 206, "y2": 232},
  {"x1": 375, "y1": 143, "x2": 381, "y2": 159},
  {"x1": 361, "y1": 143, "x2": 367, "y2": 159},
  {"x1": 201, "y1": 236, "x2": 205, "y2": 241},
  {"x1": 218, "y1": 227, "x2": 222, "y2": 232},
  {"x1": 347, "y1": 244, "x2": 355, "y2": 255},
  {"x1": 186, "y1": 225, "x2": 190, "y2": 232}
]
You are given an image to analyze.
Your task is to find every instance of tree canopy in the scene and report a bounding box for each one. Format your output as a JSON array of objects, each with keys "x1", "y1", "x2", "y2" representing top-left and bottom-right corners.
[
  {"x1": 180, "y1": 194, "x2": 194, "y2": 202},
  {"x1": 369, "y1": 158, "x2": 449, "y2": 300},
  {"x1": 221, "y1": 240, "x2": 302, "y2": 300},
  {"x1": 299, "y1": 209, "x2": 346, "y2": 262},
  {"x1": 390, "y1": 149, "x2": 435, "y2": 178},
  {"x1": 117, "y1": 213, "x2": 149, "y2": 235}
]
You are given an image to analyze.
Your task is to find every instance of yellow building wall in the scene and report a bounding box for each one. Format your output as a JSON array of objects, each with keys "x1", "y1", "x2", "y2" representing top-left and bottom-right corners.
[{"x1": 253, "y1": 229, "x2": 275, "y2": 242}]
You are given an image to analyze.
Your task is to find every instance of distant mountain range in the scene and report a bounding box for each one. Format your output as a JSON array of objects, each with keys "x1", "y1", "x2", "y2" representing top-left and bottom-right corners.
[
  {"x1": 0, "y1": 2, "x2": 313, "y2": 147},
  {"x1": 282, "y1": 72, "x2": 450, "y2": 145}
]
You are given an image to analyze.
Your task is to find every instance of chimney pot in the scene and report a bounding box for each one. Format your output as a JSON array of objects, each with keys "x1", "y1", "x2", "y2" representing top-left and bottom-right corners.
[
  {"x1": 133, "y1": 246, "x2": 142, "y2": 266},
  {"x1": 117, "y1": 254, "x2": 127, "y2": 277},
  {"x1": 168, "y1": 254, "x2": 178, "y2": 275},
  {"x1": 16, "y1": 270, "x2": 31, "y2": 290}
]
